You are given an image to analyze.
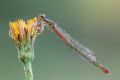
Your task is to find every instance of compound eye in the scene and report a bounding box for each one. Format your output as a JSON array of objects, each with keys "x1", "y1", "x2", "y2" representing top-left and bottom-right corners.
[{"x1": 38, "y1": 14, "x2": 46, "y2": 20}]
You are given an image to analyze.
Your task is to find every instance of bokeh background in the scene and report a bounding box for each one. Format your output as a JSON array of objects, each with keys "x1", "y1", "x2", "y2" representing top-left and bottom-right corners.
[{"x1": 0, "y1": 0, "x2": 119, "y2": 80}]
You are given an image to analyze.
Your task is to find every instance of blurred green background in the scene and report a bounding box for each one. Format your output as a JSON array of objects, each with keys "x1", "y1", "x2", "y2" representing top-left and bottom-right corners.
[{"x1": 0, "y1": 0, "x2": 119, "y2": 80}]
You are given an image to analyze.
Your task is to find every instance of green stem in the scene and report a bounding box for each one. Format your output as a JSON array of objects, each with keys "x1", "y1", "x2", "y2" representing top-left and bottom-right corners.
[{"x1": 24, "y1": 61, "x2": 33, "y2": 80}]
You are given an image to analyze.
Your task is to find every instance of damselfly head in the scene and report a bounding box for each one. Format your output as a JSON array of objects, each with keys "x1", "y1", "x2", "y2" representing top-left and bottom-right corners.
[{"x1": 38, "y1": 14, "x2": 46, "y2": 21}]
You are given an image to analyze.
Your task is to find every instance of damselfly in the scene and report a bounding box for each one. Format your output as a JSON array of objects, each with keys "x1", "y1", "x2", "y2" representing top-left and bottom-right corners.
[{"x1": 37, "y1": 14, "x2": 110, "y2": 75}]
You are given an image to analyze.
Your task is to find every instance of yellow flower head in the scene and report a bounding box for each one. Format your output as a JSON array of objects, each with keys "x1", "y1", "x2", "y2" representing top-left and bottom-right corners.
[
  {"x1": 9, "y1": 17, "x2": 41, "y2": 45},
  {"x1": 9, "y1": 17, "x2": 44, "y2": 62}
]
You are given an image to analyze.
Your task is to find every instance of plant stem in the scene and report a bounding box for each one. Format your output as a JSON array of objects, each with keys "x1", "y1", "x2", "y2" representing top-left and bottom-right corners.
[{"x1": 24, "y1": 61, "x2": 33, "y2": 80}]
